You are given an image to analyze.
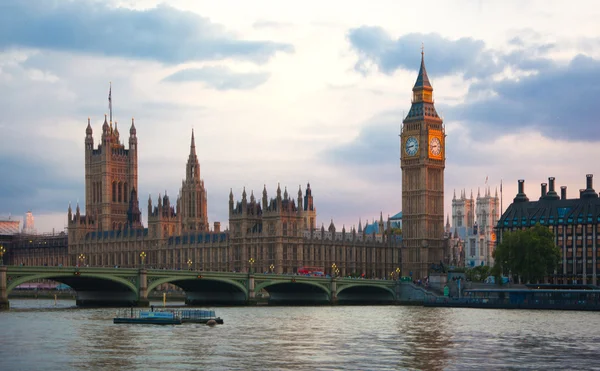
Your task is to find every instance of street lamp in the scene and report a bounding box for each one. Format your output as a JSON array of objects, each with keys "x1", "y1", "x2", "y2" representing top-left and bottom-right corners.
[
  {"x1": 187, "y1": 258, "x2": 193, "y2": 271},
  {"x1": 0, "y1": 245, "x2": 5, "y2": 266},
  {"x1": 78, "y1": 253, "x2": 85, "y2": 267},
  {"x1": 396, "y1": 267, "x2": 401, "y2": 280},
  {"x1": 248, "y1": 257, "x2": 255, "y2": 274},
  {"x1": 335, "y1": 268, "x2": 340, "y2": 277},
  {"x1": 269, "y1": 264, "x2": 275, "y2": 274},
  {"x1": 140, "y1": 251, "x2": 146, "y2": 267},
  {"x1": 332, "y1": 263, "x2": 337, "y2": 277}
]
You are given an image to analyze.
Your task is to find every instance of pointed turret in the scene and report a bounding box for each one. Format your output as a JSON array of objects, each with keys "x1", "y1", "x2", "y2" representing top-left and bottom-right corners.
[
  {"x1": 358, "y1": 218, "x2": 363, "y2": 233},
  {"x1": 130, "y1": 118, "x2": 136, "y2": 136},
  {"x1": 86, "y1": 118, "x2": 93, "y2": 136},
  {"x1": 68, "y1": 202, "x2": 72, "y2": 220},
  {"x1": 413, "y1": 49, "x2": 432, "y2": 90},
  {"x1": 102, "y1": 114, "x2": 109, "y2": 134},
  {"x1": 404, "y1": 48, "x2": 440, "y2": 121},
  {"x1": 284, "y1": 186, "x2": 288, "y2": 200},
  {"x1": 453, "y1": 189, "x2": 456, "y2": 200},
  {"x1": 185, "y1": 130, "x2": 200, "y2": 182}
]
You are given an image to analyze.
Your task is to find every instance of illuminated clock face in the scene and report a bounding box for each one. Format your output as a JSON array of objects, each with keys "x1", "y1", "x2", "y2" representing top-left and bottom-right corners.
[
  {"x1": 429, "y1": 137, "x2": 442, "y2": 156},
  {"x1": 405, "y1": 136, "x2": 419, "y2": 156}
]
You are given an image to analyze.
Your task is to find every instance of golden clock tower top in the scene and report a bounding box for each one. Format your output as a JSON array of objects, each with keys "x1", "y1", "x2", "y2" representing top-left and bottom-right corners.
[{"x1": 404, "y1": 51, "x2": 442, "y2": 123}]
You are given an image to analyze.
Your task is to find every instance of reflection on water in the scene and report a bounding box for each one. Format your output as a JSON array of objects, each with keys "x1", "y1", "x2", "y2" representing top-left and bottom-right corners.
[{"x1": 1, "y1": 299, "x2": 600, "y2": 370}]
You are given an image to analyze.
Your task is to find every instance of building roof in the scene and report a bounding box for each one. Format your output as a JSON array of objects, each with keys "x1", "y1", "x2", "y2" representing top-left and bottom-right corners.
[
  {"x1": 413, "y1": 52, "x2": 432, "y2": 90},
  {"x1": 498, "y1": 177, "x2": 600, "y2": 228},
  {"x1": 0, "y1": 219, "x2": 20, "y2": 235},
  {"x1": 390, "y1": 211, "x2": 402, "y2": 220}
]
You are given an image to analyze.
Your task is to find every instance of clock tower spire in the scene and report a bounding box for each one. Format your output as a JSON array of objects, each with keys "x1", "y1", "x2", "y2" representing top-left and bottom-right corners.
[{"x1": 400, "y1": 50, "x2": 446, "y2": 280}]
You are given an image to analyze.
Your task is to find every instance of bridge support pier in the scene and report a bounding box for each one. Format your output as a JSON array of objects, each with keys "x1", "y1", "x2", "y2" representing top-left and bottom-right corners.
[
  {"x1": 0, "y1": 266, "x2": 9, "y2": 310},
  {"x1": 330, "y1": 278, "x2": 338, "y2": 305},
  {"x1": 247, "y1": 274, "x2": 256, "y2": 304},
  {"x1": 136, "y1": 268, "x2": 149, "y2": 307}
]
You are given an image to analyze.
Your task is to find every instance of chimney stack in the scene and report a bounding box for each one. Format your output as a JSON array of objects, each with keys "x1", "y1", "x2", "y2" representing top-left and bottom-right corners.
[
  {"x1": 214, "y1": 221, "x2": 221, "y2": 233},
  {"x1": 514, "y1": 179, "x2": 529, "y2": 203},
  {"x1": 560, "y1": 186, "x2": 567, "y2": 200},
  {"x1": 586, "y1": 174, "x2": 593, "y2": 190},
  {"x1": 540, "y1": 183, "x2": 547, "y2": 198},
  {"x1": 546, "y1": 177, "x2": 560, "y2": 200},
  {"x1": 518, "y1": 179, "x2": 524, "y2": 194},
  {"x1": 581, "y1": 174, "x2": 599, "y2": 199},
  {"x1": 580, "y1": 189, "x2": 585, "y2": 198}
]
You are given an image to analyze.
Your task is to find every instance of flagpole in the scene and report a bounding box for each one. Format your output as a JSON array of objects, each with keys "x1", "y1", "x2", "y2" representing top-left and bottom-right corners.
[
  {"x1": 500, "y1": 179, "x2": 503, "y2": 216},
  {"x1": 109, "y1": 82, "x2": 112, "y2": 124}
]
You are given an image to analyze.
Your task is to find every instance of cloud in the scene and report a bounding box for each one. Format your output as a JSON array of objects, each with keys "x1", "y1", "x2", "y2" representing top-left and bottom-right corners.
[
  {"x1": 450, "y1": 54, "x2": 600, "y2": 141},
  {"x1": 0, "y1": 0, "x2": 294, "y2": 64},
  {"x1": 347, "y1": 26, "x2": 600, "y2": 141},
  {"x1": 324, "y1": 110, "x2": 401, "y2": 168},
  {"x1": 0, "y1": 154, "x2": 83, "y2": 215},
  {"x1": 347, "y1": 27, "x2": 501, "y2": 78},
  {"x1": 163, "y1": 66, "x2": 270, "y2": 90}
]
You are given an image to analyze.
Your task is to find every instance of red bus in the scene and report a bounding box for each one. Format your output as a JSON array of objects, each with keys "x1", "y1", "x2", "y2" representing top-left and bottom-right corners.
[{"x1": 297, "y1": 266, "x2": 324, "y2": 276}]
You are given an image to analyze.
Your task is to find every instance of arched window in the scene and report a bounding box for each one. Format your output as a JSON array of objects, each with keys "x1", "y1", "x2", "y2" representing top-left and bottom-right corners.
[
  {"x1": 118, "y1": 182, "x2": 122, "y2": 203},
  {"x1": 112, "y1": 182, "x2": 117, "y2": 202},
  {"x1": 124, "y1": 182, "x2": 128, "y2": 203}
]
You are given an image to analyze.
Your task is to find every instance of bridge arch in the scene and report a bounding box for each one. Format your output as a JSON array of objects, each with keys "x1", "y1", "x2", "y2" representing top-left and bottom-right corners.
[
  {"x1": 6, "y1": 272, "x2": 138, "y2": 294},
  {"x1": 336, "y1": 283, "x2": 397, "y2": 303},
  {"x1": 147, "y1": 276, "x2": 247, "y2": 295},
  {"x1": 255, "y1": 280, "x2": 330, "y2": 295}
]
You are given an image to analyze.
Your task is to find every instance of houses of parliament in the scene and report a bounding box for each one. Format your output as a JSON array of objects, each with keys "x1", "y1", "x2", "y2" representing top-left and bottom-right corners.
[{"x1": 5, "y1": 55, "x2": 450, "y2": 280}]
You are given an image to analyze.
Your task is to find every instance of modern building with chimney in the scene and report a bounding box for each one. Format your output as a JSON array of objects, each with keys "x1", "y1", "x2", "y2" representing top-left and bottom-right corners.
[{"x1": 497, "y1": 175, "x2": 600, "y2": 285}]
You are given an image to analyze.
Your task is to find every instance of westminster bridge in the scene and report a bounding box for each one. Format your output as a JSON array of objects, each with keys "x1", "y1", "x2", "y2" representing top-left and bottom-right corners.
[{"x1": 0, "y1": 266, "x2": 437, "y2": 309}]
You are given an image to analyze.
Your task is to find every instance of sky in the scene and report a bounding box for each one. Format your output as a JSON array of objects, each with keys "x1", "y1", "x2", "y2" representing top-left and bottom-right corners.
[{"x1": 1, "y1": 0, "x2": 599, "y2": 233}]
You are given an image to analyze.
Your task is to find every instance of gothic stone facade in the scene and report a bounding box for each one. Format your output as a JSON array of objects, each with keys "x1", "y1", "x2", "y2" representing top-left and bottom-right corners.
[
  {"x1": 451, "y1": 187, "x2": 500, "y2": 267},
  {"x1": 400, "y1": 52, "x2": 446, "y2": 279},
  {"x1": 64, "y1": 108, "x2": 400, "y2": 275},
  {"x1": 229, "y1": 184, "x2": 401, "y2": 277}
]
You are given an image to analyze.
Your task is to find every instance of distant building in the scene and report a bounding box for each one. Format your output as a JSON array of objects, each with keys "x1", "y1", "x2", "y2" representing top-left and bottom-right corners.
[
  {"x1": 451, "y1": 186, "x2": 500, "y2": 267},
  {"x1": 0, "y1": 216, "x2": 20, "y2": 236},
  {"x1": 497, "y1": 175, "x2": 600, "y2": 285},
  {"x1": 22, "y1": 211, "x2": 36, "y2": 235}
]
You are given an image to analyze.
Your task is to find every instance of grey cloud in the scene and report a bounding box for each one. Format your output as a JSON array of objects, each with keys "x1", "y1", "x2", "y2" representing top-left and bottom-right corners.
[
  {"x1": 347, "y1": 27, "x2": 501, "y2": 78},
  {"x1": 323, "y1": 110, "x2": 402, "y2": 168},
  {"x1": 0, "y1": 155, "x2": 83, "y2": 215},
  {"x1": 347, "y1": 26, "x2": 600, "y2": 141},
  {"x1": 0, "y1": 0, "x2": 294, "y2": 64},
  {"x1": 163, "y1": 66, "x2": 270, "y2": 90},
  {"x1": 449, "y1": 54, "x2": 600, "y2": 141}
]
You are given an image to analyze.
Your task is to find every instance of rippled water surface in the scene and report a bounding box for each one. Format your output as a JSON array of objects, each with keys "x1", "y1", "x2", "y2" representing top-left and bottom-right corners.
[{"x1": 1, "y1": 299, "x2": 600, "y2": 370}]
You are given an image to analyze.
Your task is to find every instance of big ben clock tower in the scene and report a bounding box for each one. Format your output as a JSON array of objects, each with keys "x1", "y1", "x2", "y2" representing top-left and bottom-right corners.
[{"x1": 400, "y1": 50, "x2": 445, "y2": 279}]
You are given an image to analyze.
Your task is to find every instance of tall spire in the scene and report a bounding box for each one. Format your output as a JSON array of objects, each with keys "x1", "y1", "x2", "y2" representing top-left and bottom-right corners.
[
  {"x1": 190, "y1": 129, "x2": 196, "y2": 156},
  {"x1": 413, "y1": 45, "x2": 432, "y2": 90},
  {"x1": 404, "y1": 47, "x2": 439, "y2": 121},
  {"x1": 186, "y1": 129, "x2": 200, "y2": 182}
]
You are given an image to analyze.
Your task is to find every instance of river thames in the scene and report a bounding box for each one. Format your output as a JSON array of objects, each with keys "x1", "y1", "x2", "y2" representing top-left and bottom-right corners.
[{"x1": 1, "y1": 299, "x2": 600, "y2": 370}]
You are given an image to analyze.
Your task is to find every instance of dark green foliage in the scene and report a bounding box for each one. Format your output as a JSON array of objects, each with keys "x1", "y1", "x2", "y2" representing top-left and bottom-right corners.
[
  {"x1": 493, "y1": 225, "x2": 561, "y2": 283},
  {"x1": 465, "y1": 265, "x2": 491, "y2": 282}
]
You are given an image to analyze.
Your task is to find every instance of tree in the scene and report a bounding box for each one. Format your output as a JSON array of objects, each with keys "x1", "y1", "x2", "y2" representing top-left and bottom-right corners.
[
  {"x1": 465, "y1": 265, "x2": 491, "y2": 282},
  {"x1": 492, "y1": 225, "x2": 561, "y2": 284}
]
